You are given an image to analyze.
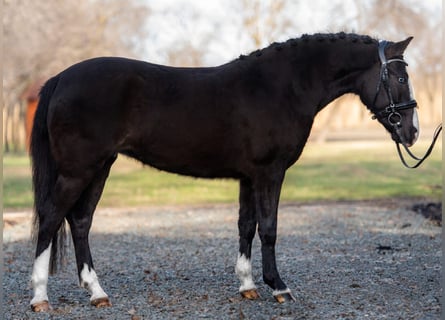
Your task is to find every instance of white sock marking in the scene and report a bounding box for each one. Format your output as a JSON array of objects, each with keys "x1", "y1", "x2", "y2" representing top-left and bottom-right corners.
[
  {"x1": 235, "y1": 254, "x2": 256, "y2": 292},
  {"x1": 30, "y1": 243, "x2": 52, "y2": 305},
  {"x1": 273, "y1": 287, "x2": 292, "y2": 296},
  {"x1": 80, "y1": 263, "x2": 108, "y2": 301}
]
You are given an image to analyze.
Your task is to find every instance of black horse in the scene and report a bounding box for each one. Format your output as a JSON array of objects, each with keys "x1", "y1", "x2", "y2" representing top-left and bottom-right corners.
[{"x1": 30, "y1": 33, "x2": 419, "y2": 311}]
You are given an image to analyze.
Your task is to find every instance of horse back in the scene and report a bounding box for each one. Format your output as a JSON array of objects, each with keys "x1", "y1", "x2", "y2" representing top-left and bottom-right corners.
[{"x1": 47, "y1": 57, "x2": 308, "y2": 179}]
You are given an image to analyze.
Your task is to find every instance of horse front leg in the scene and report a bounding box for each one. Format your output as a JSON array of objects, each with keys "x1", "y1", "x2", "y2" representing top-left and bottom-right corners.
[
  {"x1": 235, "y1": 178, "x2": 259, "y2": 299},
  {"x1": 254, "y1": 173, "x2": 296, "y2": 303},
  {"x1": 67, "y1": 215, "x2": 111, "y2": 308}
]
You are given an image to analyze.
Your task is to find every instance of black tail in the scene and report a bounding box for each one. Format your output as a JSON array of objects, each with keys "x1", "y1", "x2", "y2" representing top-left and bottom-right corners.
[{"x1": 30, "y1": 75, "x2": 66, "y2": 274}]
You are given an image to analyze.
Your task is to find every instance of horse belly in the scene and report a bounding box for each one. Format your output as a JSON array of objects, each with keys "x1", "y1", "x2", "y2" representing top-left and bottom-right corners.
[
  {"x1": 122, "y1": 128, "x2": 244, "y2": 179},
  {"x1": 122, "y1": 149, "x2": 242, "y2": 179}
]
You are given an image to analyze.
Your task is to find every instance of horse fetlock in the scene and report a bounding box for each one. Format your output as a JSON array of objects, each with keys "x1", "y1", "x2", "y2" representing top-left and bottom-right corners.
[
  {"x1": 262, "y1": 273, "x2": 279, "y2": 289},
  {"x1": 80, "y1": 263, "x2": 109, "y2": 302},
  {"x1": 235, "y1": 254, "x2": 257, "y2": 293}
]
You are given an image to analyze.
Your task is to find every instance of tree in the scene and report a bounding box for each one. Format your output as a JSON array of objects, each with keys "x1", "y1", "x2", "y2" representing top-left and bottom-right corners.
[
  {"x1": 3, "y1": 0, "x2": 149, "y2": 152},
  {"x1": 238, "y1": 0, "x2": 294, "y2": 50},
  {"x1": 330, "y1": 0, "x2": 441, "y2": 127}
]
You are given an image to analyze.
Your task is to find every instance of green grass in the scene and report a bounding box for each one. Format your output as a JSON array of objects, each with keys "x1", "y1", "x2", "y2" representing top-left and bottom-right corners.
[
  {"x1": 3, "y1": 141, "x2": 441, "y2": 209},
  {"x1": 281, "y1": 141, "x2": 442, "y2": 201}
]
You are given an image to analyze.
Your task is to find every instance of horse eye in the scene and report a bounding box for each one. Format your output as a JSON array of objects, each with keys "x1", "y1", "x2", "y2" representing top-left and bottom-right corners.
[{"x1": 398, "y1": 77, "x2": 407, "y2": 84}]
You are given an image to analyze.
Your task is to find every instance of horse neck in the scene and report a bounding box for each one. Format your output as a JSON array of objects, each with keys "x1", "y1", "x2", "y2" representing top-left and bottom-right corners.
[
  {"x1": 233, "y1": 37, "x2": 378, "y2": 116},
  {"x1": 303, "y1": 41, "x2": 378, "y2": 112}
]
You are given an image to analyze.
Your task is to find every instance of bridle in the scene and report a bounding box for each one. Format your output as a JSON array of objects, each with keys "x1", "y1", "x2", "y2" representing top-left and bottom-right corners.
[
  {"x1": 371, "y1": 40, "x2": 417, "y2": 126},
  {"x1": 370, "y1": 40, "x2": 442, "y2": 169}
]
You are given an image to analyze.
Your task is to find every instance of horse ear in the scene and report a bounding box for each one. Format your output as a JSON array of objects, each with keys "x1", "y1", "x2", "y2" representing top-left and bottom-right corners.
[{"x1": 387, "y1": 37, "x2": 413, "y2": 56}]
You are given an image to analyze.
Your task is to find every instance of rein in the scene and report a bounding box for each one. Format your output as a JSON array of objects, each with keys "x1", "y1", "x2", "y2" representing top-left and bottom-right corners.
[
  {"x1": 395, "y1": 124, "x2": 442, "y2": 168},
  {"x1": 371, "y1": 40, "x2": 442, "y2": 169}
]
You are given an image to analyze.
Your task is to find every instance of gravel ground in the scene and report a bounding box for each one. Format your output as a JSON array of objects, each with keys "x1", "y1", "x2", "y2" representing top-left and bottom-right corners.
[{"x1": 3, "y1": 199, "x2": 441, "y2": 319}]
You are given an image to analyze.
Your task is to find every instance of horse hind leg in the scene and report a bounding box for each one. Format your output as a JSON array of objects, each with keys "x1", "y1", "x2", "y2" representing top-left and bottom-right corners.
[
  {"x1": 30, "y1": 242, "x2": 53, "y2": 311},
  {"x1": 66, "y1": 155, "x2": 116, "y2": 308},
  {"x1": 31, "y1": 172, "x2": 97, "y2": 311},
  {"x1": 235, "y1": 179, "x2": 260, "y2": 300}
]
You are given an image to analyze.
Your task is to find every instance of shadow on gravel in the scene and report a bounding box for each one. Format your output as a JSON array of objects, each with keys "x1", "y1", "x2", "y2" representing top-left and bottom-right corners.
[
  {"x1": 4, "y1": 222, "x2": 441, "y2": 320},
  {"x1": 411, "y1": 202, "x2": 442, "y2": 226}
]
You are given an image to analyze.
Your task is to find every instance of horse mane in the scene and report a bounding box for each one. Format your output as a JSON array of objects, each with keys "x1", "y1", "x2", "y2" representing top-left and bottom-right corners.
[{"x1": 237, "y1": 32, "x2": 378, "y2": 61}]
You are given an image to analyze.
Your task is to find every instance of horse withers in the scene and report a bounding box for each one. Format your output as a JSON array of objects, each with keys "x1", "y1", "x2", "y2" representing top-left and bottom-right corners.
[{"x1": 29, "y1": 33, "x2": 419, "y2": 311}]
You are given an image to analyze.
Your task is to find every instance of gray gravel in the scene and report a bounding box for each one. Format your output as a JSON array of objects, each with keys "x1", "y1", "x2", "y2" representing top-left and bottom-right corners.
[{"x1": 3, "y1": 200, "x2": 441, "y2": 319}]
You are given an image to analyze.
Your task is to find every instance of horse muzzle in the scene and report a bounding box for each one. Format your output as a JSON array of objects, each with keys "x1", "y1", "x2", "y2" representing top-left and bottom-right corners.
[
  {"x1": 387, "y1": 107, "x2": 419, "y2": 147},
  {"x1": 391, "y1": 125, "x2": 418, "y2": 147}
]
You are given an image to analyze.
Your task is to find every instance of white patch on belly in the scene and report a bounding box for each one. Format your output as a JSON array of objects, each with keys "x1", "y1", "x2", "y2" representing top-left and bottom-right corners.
[
  {"x1": 80, "y1": 263, "x2": 108, "y2": 301},
  {"x1": 235, "y1": 254, "x2": 256, "y2": 292},
  {"x1": 30, "y1": 243, "x2": 52, "y2": 305}
]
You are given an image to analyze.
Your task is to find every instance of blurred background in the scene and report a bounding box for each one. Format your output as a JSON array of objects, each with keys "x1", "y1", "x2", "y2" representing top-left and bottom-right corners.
[
  {"x1": 3, "y1": 0, "x2": 442, "y2": 209},
  {"x1": 3, "y1": 0, "x2": 441, "y2": 151}
]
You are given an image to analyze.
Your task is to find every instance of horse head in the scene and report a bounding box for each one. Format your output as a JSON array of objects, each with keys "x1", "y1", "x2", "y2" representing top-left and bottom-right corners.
[{"x1": 359, "y1": 37, "x2": 419, "y2": 147}]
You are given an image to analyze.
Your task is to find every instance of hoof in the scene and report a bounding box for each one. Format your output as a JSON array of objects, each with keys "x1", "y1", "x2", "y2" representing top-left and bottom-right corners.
[
  {"x1": 240, "y1": 289, "x2": 260, "y2": 300},
  {"x1": 31, "y1": 301, "x2": 51, "y2": 312},
  {"x1": 91, "y1": 297, "x2": 112, "y2": 308},
  {"x1": 274, "y1": 291, "x2": 296, "y2": 304}
]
